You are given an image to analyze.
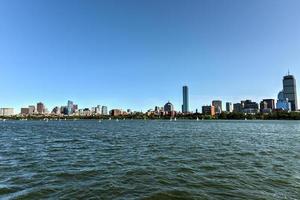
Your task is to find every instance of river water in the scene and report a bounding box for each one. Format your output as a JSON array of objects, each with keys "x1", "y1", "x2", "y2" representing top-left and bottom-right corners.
[{"x1": 0, "y1": 120, "x2": 299, "y2": 199}]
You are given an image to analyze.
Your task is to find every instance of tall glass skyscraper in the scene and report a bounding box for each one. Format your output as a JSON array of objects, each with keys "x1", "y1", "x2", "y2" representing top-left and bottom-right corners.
[
  {"x1": 283, "y1": 74, "x2": 298, "y2": 111},
  {"x1": 67, "y1": 100, "x2": 74, "y2": 115},
  {"x1": 182, "y1": 86, "x2": 189, "y2": 113}
]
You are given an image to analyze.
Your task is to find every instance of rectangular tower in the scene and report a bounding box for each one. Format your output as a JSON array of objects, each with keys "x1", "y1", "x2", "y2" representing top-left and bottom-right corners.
[
  {"x1": 182, "y1": 86, "x2": 189, "y2": 113},
  {"x1": 283, "y1": 75, "x2": 298, "y2": 111}
]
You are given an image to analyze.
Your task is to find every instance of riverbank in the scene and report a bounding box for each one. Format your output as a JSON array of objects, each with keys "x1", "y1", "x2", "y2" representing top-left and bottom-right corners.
[{"x1": 1, "y1": 111, "x2": 300, "y2": 120}]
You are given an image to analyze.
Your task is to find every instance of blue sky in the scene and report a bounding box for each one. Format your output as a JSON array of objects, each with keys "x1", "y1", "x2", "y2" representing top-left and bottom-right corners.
[{"x1": 0, "y1": 0, "x2": 300, "y2": 112}]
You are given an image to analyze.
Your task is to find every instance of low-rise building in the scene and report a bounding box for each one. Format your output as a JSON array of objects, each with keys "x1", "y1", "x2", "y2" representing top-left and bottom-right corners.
[
  {"x1": 202, "y1": 105, "x2": 215, "y2": 116},
  {"x1": 21, "y1": 108, "x2": 30, "y2": 115},
  {"x1": 110, "y1": 109, "x2": 122, "y2": 116},
  {"x1": 0, "y1": 108, "x2": 14, "y2": 116}
]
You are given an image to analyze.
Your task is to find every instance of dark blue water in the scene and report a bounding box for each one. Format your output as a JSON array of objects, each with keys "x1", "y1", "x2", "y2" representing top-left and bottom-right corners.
[{"x1": 0, "y1": 120, "x2": 300, "y2": 199}]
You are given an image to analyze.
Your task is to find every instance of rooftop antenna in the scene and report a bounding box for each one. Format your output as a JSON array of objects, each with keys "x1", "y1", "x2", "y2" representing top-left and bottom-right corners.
[{"x1": 288, "y1": 69, "x2": 290, "y2": 75}]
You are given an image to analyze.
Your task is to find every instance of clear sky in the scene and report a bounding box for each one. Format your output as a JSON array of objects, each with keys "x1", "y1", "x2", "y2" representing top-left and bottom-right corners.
[{"x1": 0, "y1": 0, "x2": 300, "y2": 112}]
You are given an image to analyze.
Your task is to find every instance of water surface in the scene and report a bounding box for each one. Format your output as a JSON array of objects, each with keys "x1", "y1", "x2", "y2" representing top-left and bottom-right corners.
[{"x1": 0, "y1": 120, "x2": 299, "y2": 199}]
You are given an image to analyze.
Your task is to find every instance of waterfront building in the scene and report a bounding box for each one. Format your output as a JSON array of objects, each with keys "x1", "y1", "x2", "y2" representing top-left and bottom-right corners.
[
  {"x1": 243, "y1": 100, "x2": 259, "y2": 114},
  {"x1": 67, "y1": 100, "x2": 74, "y2": 115},
  {"x1": 164, "y1": 101, "x2": 174, "y2": 113},
  {"x1": 0, "y1": 108, "x2": 14, "y2": 116},
  {"x1": 95, "y1": 105, "x2": 101, "y2": 114},
  {"x1": 51, "y1": 106, "x2": 60, "y2": 115},
  {"x1": 73, "y1": 104, "x2": 78, "y2": 113},
  {"x1": 233, "y1": 103, "x2": 243, "y2": 113},
  {"x1": 212, "y1": 100, "x2": 222, "y2": 114},
  {"x1": 182, "y1": 86, "x2": 189, "y2": 113},
  {"x1": 111, "y1": 109, "x2": 122, "y2": 116},
  {"x1": 82, "y1": 108, "x2": 91, "y2": 116},
  {"x1": 202, "y1": 105, "x2": 215, "y2": 116},
  {"x1": 21, "y1": 108, "x2": 29, "y2": 115},
  {"x1": 37, "y1": 102, "x2": 45, "y2": 114},
  {"x1": 226, "y1": 102, "x2": 233, "y2": 113},
  {"x1": 61, "y1": 106, "x2": 68, "y2": 115},
  {"x1": 28, "y1": 106, "x2": 35, "y2": 115},
  {"x1": 283, "y1": 74, "x2": 298, "y2": 111},
  {"x1": 260, "y1": 99, "x2": 275, "y2": 113},
  {"x1": 102, "y1": 106, "x2": 108, "y2": 115},
  {"x1": 276, "y1": 90, "x2": 291, "y2": 111}
]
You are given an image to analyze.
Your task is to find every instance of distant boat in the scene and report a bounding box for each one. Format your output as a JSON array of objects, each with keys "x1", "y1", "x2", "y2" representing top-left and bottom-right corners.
[
  {"x1": 98, "y1": 119, "x2": 102, "y2": 123},
  {"x1": 245, "y1": 118, "x2": 248, "y2": 121},
  {"x1": 109, "y1": 118, "x2": 112, "y2": 120},
  {"x1": 64, "y1": 118, "x2": 67, "y2": 121},
  {"x1": 116, "y1": 119, "x2": 119, "y2": 122},
  {"x1": 174, "y1": 117, "x2": 177, "y2": 121},
  {"x1": 123, "y1": 118, "x2": 125, "y2": 120},
  {"x1": 196, "y1": 117, "x2": 199, "y2": 121},
  {"x1": 3, "y1": 119, "x2": 6, "y2": 122}
]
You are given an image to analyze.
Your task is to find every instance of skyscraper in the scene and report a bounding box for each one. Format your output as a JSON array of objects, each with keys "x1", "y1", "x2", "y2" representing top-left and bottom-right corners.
[
  {"x1": 182, "y1": 86, "x2": 189, "y2": 113},
  {"x1": 67, "y1": 100, "x2": 74, "y2": 115},
  {"x1": 226, "y1": 102, "x2": 233, "y2": 113},
  {"x1": 212, "y1": 100, "x2": 222, "y2": 114},
  {"x1": 102, "y1": 106, "x2": 108, "y2": 115},
  {"x1": 283, "y1": 74, "x2": 298, "y2": 111}
]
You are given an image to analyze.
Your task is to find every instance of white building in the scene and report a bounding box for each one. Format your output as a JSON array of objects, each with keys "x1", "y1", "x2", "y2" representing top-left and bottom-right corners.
[{"x1": 0, "y1": 108, "x2": 14, "y2": 116}]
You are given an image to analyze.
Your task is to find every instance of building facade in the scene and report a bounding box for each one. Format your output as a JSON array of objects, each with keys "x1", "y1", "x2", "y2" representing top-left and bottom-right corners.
[
  {"x1": 0, "y1": 108, "x2": 14, "y2": 116},
  {"x1": 21, "y1": 108, "x2": 30, "y2": 115},
  {"x1": 202, "y1": 105, "x2": 215, "y2": 116},
  {"x1": 233, "y1": 103, "x2": 243, "y2": 113},
  {"x1": 164, "y1": 101, "x2": 174, "y2": 113},
  {"x1": 102, "y1": 106, "x2": 108, "y2": 115},
  {"x1": 182, "y1": 86, "x2": 189, "y2": 113},
  {"x1": 226, "y1": 102, "x2": 233, "y2": 113},
  {"x1": 276, "y1": 90, "x2": 291, "y2": 111},
  {"x1": 260, "y1": 99, "x2": 275, "y2": 113},
  {"x1": 243, "y1": 100, "x2": 259, "y2": 114},
  {"x1": 212, "y1": 100, "x2": 222, "y2": 114},
  {"x1": 67, "y1": 100, "x2": 74, "y2": 115},
  {"x1": 37, "y1": 102, "x2": 45, "y2": 114},
  {"x1": 283, "y1": 74, "x2": 298, "y2": 111}
]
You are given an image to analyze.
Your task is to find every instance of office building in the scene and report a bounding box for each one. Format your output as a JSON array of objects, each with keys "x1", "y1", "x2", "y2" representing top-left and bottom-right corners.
[
  {"x1": 202, "y1": 105, "x2": 215, "y2": 116},
  {"x1": 67, "y1": 100, "x2": 74, "y2": 115},
  {"x1": 283, "y1": 74, "x2": 298, "y2": 111},
  {"x1": 276, "y1": 90, "x2": 291, "y2": 111},
  {"x1": 102, "y1": 106, "x2": 108, "y2": 115},
  {"x1": 111, "y1": 109, "x2": 122, "y2": 116},
  {"x1": 28, "y1": 106, "x2": 35, "y2": 115},
  {"x1": 0, "y1": 108, "x2": 14, "y2": 116},
  {"x1": 95, "y1": 105, "x2": 101, "y2": 114},
  {"x1": 260, "y1": 99, "x2": 275, "y2": 113},
  {"x1": 243, "y1": 100, "x2": 259, "y2": 114},
  {"x1": 37, "y1": 102, "x2": 45, "y2": 114},
  {"x1": 212, "y1": 100, "x2": 222, "y2": 114},
  {"x1": 233, "y1": 103, "x2": 243, "y2": 113},
  {"x1": 182, "y1": 86, "x2": 189, "y2": 113},
  {"x1": 21, "y1": 108, "x2": 30, "y2": 115},
  {"x1": 226, "y1": 102, "x2": 233, "y2": 113},
  {"x1": 164, "y1": 101, "x2": 174, "y2": 113}
]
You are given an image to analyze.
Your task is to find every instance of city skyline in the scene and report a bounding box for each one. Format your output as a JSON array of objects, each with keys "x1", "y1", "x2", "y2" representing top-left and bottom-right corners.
[
  {"x1": 1, "y1": 1, "x2": 300, "y2": 111},
  {"x1": 1, "y1": 72, "x2": 298, "y2": 116}
]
